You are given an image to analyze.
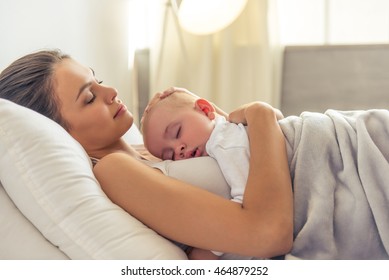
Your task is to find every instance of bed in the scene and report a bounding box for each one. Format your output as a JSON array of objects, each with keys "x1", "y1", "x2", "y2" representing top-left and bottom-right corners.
[{"x1": 2, "y1": 44, "x2": 389, "y2": 259}]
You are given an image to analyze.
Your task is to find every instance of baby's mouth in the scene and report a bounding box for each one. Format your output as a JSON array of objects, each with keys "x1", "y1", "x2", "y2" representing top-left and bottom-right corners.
[{"x1": 190, "y1": 147, "x2": 201, "y2": 158}]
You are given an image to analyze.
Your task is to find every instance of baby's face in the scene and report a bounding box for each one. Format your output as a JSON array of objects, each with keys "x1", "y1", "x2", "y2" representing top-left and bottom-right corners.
[{"x1": 143, "y1": 102, "x2": 214, "y2": 160}]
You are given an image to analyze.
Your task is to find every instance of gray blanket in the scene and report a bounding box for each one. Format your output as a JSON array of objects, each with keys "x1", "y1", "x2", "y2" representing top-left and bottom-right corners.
[{"x1": 279, "y1": 110, "x2": 389, "y2": 259}]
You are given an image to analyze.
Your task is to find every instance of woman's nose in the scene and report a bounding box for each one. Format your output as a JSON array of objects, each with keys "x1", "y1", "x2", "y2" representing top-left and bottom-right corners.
[
  {"x1": 174, "y1": 144, "x2": 186, "y2": 160},
  {"x1": 105, "y1": 86, "x2": 118, "y2": 104}
]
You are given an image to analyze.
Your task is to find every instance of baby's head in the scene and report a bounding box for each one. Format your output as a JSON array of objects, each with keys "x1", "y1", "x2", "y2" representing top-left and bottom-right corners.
[{"x1": 141, "y1": 91, "x2": 216, "y2": 161}]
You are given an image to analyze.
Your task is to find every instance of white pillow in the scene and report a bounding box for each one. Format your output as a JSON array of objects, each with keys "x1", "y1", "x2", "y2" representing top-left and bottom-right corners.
[
  {"x1": 0, "y1": 99, "x2": 186, "y2": 260},
  {"x1": 0, "y1": 181, "x2": 69, "y2": 259},
  {"x1": 152, "y1": 158, "x2": 231, "y2": 199},
  {"x1": 123, "y1": 124, "x2": 144, "y2": 145}
]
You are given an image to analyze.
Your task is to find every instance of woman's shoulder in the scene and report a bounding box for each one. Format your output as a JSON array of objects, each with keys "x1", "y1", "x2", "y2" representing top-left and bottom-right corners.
[
  {"x1": 93, "y1": 152, "x2": 140, "y2": 171},
  {"x1": 93, "y1": 152, "x2": 161, "y2": 176},
  {"x1": 92, "y1": 152, "x2": 160, "y2": 187}
]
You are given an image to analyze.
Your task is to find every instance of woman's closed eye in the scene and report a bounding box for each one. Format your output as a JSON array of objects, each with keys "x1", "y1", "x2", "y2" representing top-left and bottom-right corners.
[
  {"x1": 85, "y1": 93, "x2": 96, "y2": 104},
  {"x1": 85, "y1": 80, "x2": 102, "y2": 104}
]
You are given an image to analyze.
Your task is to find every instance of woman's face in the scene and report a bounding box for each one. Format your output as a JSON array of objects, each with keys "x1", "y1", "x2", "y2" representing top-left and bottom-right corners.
[{"x1": 53, "y1": 58, "x2": 133, "y2": 154}]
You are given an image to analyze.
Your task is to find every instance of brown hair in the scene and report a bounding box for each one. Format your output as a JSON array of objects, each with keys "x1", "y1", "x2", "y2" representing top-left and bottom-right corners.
[{"x1": 0, "y1": 49, "x2": 71, "y2": 129}]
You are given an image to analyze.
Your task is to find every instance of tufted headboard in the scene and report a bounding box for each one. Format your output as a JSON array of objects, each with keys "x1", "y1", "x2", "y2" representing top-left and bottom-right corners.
[{"x1": 280, "y1": 44, "x2": 389, "y2": 117}]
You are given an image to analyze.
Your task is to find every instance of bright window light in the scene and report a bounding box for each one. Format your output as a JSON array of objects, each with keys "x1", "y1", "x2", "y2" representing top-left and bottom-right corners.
[
  {"x1": 128, "y1": 0, "x2": 150, "y2": 68},
  {"x1": 277, "y1": 0, "x2": 389, "y2": 46}
]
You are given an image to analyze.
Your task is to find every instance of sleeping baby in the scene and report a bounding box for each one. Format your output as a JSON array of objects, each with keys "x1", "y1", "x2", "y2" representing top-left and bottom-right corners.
[{"x1": 141, "y1": 89, "x2": 261, "y2": 259}]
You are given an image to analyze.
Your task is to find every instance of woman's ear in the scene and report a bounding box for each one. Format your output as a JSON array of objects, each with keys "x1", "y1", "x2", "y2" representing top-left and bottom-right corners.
[{"x1": 195, "y1": 99, "x2": 216, "y2": 120}]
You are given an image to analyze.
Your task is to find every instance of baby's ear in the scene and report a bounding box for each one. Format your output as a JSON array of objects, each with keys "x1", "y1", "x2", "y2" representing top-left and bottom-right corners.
[{"x1": 195, "y1": 98, "x2": 216, "y2": 120}]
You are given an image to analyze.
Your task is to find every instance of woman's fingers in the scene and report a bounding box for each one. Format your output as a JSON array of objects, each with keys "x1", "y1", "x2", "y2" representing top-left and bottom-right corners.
[{"x1": 228, "y1": 102, "x2": 281, "y2": 124}]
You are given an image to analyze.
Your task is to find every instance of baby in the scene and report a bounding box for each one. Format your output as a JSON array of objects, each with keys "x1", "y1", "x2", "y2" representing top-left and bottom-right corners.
[
  {"x1": 141, "y1": 89, "x2": 259, "y2": 259},
  {"x1": 141, "y1": 90, "x2": 252, "y2": 203}
]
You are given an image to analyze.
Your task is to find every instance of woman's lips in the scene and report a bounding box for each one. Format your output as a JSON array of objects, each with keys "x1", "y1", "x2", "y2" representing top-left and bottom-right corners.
[{"x1": 114, "y1": 104, "x2": 127, "y2": 118}]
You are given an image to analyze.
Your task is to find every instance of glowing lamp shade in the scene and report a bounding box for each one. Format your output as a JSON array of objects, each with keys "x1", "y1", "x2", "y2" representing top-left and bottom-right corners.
[{"x1": 178, "y1": 0, "x2": 248, "y2": 35}]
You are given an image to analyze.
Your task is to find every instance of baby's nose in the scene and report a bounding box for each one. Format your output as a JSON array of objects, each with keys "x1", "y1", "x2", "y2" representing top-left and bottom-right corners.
[{"x1": 175, "y1": 144, "x2": 186, "y2": 160}]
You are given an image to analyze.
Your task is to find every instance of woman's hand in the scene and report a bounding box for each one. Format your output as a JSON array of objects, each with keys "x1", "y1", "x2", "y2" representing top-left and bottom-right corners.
[
  {"x1": 159, "y1": 86, "x2": 228, "y2": 118},
  {"x1": 159, "y1": 86, "x2": 198, "y2": 99},
  {"x1": 142, "y1": 87, "x2": 191, "y2": 115},
  {"x1": 228, "y1": 101, "x2": 284, "y2": 125}
]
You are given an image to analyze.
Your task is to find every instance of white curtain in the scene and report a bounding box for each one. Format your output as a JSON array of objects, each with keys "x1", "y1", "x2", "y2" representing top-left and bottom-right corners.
[{"x1": 150, "y1": 0, "x2": 282, "y2": 112}]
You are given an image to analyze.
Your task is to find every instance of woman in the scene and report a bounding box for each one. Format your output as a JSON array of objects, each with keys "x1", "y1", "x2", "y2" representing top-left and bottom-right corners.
[{"x1": 0, "y1": 49, "x2": 293, "y2": 258}]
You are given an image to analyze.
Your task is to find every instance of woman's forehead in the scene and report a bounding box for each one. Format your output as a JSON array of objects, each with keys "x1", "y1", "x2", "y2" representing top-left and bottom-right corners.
[
  {"x1": 53, "y1": 59, "x2": 93, "y2": 103},
  {"x1": 55, "y1": 58, "x2": 91, "y2": 79},
  {"x1": 54, "y1": 59, "x2": 92, "y2": 84}
]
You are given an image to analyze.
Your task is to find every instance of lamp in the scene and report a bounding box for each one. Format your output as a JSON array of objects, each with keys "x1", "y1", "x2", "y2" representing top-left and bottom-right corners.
[
  {"x1": 177, "y1": 0, "x2": 248, "y2": 35},
  {"x1": 155, "y1": 0, "x2": 248, "y2": 88}
]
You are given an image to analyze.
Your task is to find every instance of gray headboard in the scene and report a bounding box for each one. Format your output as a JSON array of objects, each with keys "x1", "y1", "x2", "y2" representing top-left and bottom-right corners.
[{"x1": 280, "y1": 44, "x2": 389, "y2": 117}]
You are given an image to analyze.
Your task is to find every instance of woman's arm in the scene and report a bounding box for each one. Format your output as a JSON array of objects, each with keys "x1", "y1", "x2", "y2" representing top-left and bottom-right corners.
[
  {"x1": 229, "y1": 101, "x2": 293, "y2": 249},
  {"x1": 94, "y1": 102, "x2": 292, "y2": 258}
]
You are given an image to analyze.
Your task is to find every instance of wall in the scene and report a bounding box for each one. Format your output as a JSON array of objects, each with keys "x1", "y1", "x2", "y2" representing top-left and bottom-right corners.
[{"x1": 0, "y1": 0, "x2": 133, "y2": 109}]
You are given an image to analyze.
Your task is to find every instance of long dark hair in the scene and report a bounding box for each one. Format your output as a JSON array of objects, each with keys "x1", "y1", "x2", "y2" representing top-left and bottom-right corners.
[{"x1": 0, "y1": 49, "x2": 70, "y2": 129}]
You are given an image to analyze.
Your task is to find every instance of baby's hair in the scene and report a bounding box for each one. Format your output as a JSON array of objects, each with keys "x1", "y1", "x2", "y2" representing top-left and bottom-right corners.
[
  {"x1": 161, "y1": 91, "x2": 197, "y2": 109},
  {"x1": 141, "y1": 90, "x2": 197, "y2": 135}
]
